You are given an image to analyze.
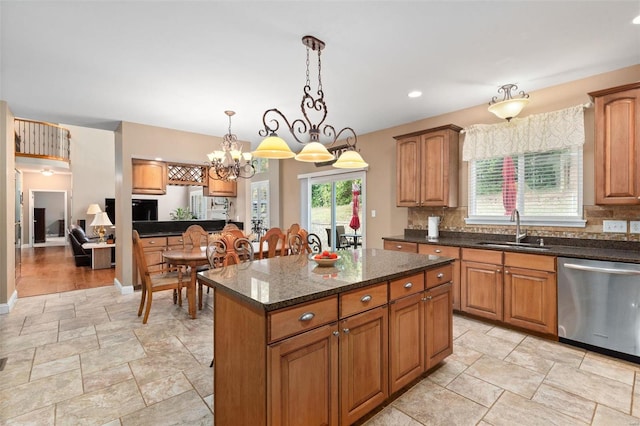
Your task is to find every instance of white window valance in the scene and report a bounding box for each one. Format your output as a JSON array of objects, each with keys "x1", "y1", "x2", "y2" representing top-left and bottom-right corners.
[{"x1": 462, "y1": 104, "x2": 586, "y2": 161}]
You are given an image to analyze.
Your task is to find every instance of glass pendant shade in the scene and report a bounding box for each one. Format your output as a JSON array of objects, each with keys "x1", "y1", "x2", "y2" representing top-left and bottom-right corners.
[
  {"x1": 488, "y1": 98, "x2": 530, "y2": 121},
  {"x1": 333, "y1": 150, "x2": 368, "y2": 169},
  {"x1": 294, "y1": 142, "x2": 334, "y2": 162},
  {"x1": 253, "y1": 134, "x2": 296, "y2": 159}
]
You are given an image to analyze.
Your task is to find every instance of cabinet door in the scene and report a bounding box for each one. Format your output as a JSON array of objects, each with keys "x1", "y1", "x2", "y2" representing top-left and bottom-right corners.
[
  {"x1": 340, "y1": 305, "x2": 388, "y2": 426},
  {"x1": 460, "y1": 260, "x2": 503, "y2": 321},
  {"x1": 204, "y1": 172, "x2": 237, "y2": 197},
  {"x1": 268, "y1": 323, "x2": 339, "y2": 426},
  {"x1": 389, "y1": 292, "x2": 424, "y2": 394},
  {"x1": 424, "y1": 282, "x2": 453, "y2": 370},
  {"x1": 132, "y1": 159, "x2": 167, "y2": 195},
  {"x1": 592, "y1": 84, "x2": 640, "y2": 205},
  {"x1": 396, "y1": 137, "x2": 420, "y2": 206},
  {"x1": 420, "y1": 132, "x2": 447, "y2": 206},
  {"x1": 383, "y1": 240, "x2": 417, "y2": 253},
  {"x1": 504, "y1": 267, "x2": 557, "y2": 336}
]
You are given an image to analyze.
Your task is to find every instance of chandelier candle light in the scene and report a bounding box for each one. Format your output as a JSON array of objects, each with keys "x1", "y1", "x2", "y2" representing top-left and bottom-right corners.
[
  {"x1": 207, "y1": 110, "x2": 255, "y2": 181},
  {"x1": 253, "y1": 35, "x2": 368, "y2": 169},
  {"x1": 488, "y1": 83, "x2": 530, "y2": 121}
]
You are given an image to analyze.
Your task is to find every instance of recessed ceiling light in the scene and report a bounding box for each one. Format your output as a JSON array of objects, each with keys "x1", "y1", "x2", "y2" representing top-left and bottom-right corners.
[
  {"x1": 408, "y1": 91, "x2": 422, "y2": 98},
  {"x1": 41, "y1": 169, "x2": 54, "y2": 176},
  {"x1": 633, "y1": 14, "x2": 640, "y2": 24}
]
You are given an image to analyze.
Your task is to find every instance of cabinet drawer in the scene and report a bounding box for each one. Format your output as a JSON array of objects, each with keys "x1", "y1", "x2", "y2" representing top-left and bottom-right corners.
[
  {"x1": 340, "y1": 283, "x2": 388, "y2": 318},
  {"x1": 140, "y1": 237, "x2": 167, "y2": 249},
  {"x1": 462, "y1": 247, "x2": 502, "y2": 264},
  {"x1": 389, "y1": 273, "x2": 424, "y2": 300},
  {"x1": 268, "y1": 296, "x2": 338, "y2": 343},
  {"x1": 426, "y1": 264, "x2": 453, "y2": 289},
  {"x1": 167, "y1": 235, "x2": 186, "y2": 247},
  {"x1": 419, "y1": 244, "x2": 460, "y2": 258},
  {"x1": 504, "y1": 252, "x2": 555, "y2": 272},
  {"x1": 384, "y1": 240, "x2": 417, "y2": 253}
]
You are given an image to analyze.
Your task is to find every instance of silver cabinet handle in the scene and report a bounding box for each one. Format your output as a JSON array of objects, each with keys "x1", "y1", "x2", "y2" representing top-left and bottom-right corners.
[
  {"x1": 404, "y1": 282, "x2": 413, "y2": 289},
  {"x1": 496, "y1": 269, "x2": 501, "y2": 273},
  {"x1": 299, "y1": 312, "x2": 315, "y2": 322},
  {"x1": 332, "y1": 331, "x2": 339, "y2": 337},
  {"x1": 505, "y1": 270, "x2": 510, "y2": 274},
  {"x1": 564, "y1": 263, "x2": 640, "y2": 276},
  {"x1": 435, "y1": 249, "x2": 441, "y2": 253},
  {"x1": 396, "y1": 245, "x2": 402, "y2": 249},
  {"x1": 425, "y1": 295, "x2": 433, "y2": 301},
  {"x1": 149, "y1": 241, "x2": 155, "y2": 244},
  {"x1": 421, "y1": 297, "x2": 427, "y2": 301},
  {"x1": 437, "y1": 273, "x2": 444, "y2": 279},
  {"x1": 360, "y1": 295, "x2": 372, "y2": 303},
  {"x1": 343, "y1": 328, "x2": 350, "y2": 334}
]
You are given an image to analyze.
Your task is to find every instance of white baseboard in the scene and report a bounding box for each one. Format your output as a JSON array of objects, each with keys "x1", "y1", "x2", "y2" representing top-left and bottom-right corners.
[
  {"x1": 0, "y1": 290, "x2": 18, "y2": 314},
  {"x1": 115, "y1": 278, "x2": 134, "y2": 295}
]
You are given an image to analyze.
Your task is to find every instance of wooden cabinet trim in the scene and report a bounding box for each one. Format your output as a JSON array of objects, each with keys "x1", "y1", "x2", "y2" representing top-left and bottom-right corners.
[{"x1": 462, "y1": 247, "x2": 503, "y2": 264}]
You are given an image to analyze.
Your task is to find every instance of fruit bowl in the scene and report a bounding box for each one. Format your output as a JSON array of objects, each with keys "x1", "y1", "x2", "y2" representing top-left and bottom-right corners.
[{"x1": 310, "y1": 253, "x2": 340, "y2": 267}]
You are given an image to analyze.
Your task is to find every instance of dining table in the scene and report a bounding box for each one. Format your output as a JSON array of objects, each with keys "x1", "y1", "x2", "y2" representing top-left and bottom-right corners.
[{"x1": 162, "y1": 247, "x2": 209, "y2": 319}]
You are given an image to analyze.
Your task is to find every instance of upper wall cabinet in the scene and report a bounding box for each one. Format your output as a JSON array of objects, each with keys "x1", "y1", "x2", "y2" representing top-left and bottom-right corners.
[
  {"x1": 590, "y1": 82, "x2": 640, "y2": 205},
  {"x1": 132, "y1": 159, "x2": 167, "y2": 195},
  {"x1": 203, "y1": 169, "x2": 237, "y2": 197},
  {"x1": 394, "y1": 125, "x2": 461, "y2": 207}
]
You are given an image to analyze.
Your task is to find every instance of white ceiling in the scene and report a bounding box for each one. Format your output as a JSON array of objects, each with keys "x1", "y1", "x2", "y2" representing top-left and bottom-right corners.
[{"x1": 1, "y1": 1, "x2": 639, "y2": 151}]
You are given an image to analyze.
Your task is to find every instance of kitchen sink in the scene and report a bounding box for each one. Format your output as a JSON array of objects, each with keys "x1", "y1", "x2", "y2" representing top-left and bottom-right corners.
[{"x1": 477, "y1": 241, "x2": 550, "y2": 251}]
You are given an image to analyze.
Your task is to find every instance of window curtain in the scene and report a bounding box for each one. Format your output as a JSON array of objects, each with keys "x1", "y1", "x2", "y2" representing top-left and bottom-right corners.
[{"x1": 462, "y1": 104, "x2": 586, "y2": 161}]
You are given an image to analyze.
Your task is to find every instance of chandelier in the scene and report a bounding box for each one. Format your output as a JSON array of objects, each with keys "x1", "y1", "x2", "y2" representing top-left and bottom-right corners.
[
  {"x1": 207, "y1": 110, "x2": 255, "y2": 181},
  {"x1": 488, "y1": 83, "x2": 530, "y2": 121},
  {"x1": 253, "y1": 35, "x2": 368, "y2": 169}
]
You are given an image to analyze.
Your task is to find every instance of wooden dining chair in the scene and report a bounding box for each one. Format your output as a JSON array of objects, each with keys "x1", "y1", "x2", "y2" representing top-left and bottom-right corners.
[
  {"x1": 288, "y1": 233, "x2": 305, "y2": 255},
  {"x1": 133, "y1": 230, "x2": 184, "y2": 324},
  {"x1": 258, "y1": 227, "x2": 287, "y2": 259},
  {"x1": 182, "y1": 224, "x2": 208, "y2": 250}
]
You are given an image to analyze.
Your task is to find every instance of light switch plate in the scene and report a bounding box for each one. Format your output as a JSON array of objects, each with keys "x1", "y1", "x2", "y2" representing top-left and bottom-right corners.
[
  {"x1": 603, "y1": 220, "x2": 627, "y2": 233},
  {"x1": 630, "y1": 221, "x2": 640, "y2": 234}
]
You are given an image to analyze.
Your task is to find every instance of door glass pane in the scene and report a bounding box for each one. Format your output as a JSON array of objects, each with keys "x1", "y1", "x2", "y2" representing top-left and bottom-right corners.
[{"x1": 309, "y1": 177, "x2": 363, "y2": 251}]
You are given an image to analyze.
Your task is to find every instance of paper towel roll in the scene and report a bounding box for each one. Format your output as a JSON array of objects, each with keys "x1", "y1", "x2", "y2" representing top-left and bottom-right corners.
[{"x1": 428, "y1": 216, "x2": 439, "y2": 241}]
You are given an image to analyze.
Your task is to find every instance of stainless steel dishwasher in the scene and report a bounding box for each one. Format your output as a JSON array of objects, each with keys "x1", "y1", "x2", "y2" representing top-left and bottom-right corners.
[{"x1": 558, "y1": 257, "x2": 640, "y2": 361}]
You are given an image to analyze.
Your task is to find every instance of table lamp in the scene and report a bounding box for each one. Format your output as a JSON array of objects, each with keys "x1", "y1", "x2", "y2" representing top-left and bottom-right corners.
[{"x1": 90, "y1": 212, "x2": 113, "y2": 243}]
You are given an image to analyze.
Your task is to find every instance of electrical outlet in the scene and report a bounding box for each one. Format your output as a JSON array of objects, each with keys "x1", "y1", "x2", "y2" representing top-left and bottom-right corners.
[
  {"x1": 371, "y1": 210, "x2": 376, "y2": 218},
  {"x1": 630, "y1": 221, "x2": 640, "y2": 234},
  {"x1": 603, "y1": 220, "x2": 627, "y2": 233}
]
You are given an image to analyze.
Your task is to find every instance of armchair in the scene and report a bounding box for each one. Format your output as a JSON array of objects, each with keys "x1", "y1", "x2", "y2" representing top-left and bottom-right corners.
[{"x1": 68, "y1": 225, "x2": 92, "y2": 266}]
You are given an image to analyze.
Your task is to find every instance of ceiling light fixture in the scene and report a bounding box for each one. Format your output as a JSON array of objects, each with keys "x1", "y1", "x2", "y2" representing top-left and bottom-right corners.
[
  {"x1": 633, "y1": 14, "x2": 640, "y2": 24},
  {"x1": 41, "y1": 169, "x2": 54, "y2": 176},
  {"x1": 253, "y1": 35, "x2": 368, "y2": 169},
  {"x1": 408, "y1": 91, "x2": 422, "y2": 98},
  {"x1": 488, "y1": 83, "x2": 530, "y2": 121},
  {"x1": 206, "y1": 110, "x2": 255, "y2": 181}
]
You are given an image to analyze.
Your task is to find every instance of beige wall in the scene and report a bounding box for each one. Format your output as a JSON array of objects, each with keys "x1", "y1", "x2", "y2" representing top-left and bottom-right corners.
[
  {"x1": 114, "y1": 121, "x2": 251, "y2": 290},
  {"x1": 280, "y1": 64, "x2": 640, "y2": 248},
  {"x1": 0, "y1": 101, "x2": 17, "y2": 310}
]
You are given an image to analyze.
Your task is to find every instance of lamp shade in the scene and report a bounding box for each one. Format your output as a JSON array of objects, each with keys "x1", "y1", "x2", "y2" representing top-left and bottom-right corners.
[
  {"x1": 253, "y1": 134, "x2": 296, "y2": 159},
  {"x1": 333, "y1": 150, "x2": 369, "y2": 169},
  {"x1": 86, "y1": 204, "x2": 102, "y2": 215},
  {"x1": 90, "y1": 211, "x2": 113, "y2": 227},
  {"x1": 294, "y1": 142, "x2": 335, "y2": 162},
  {"x1": 488, "y1": 98, "x2": 530, "y2": 121}
]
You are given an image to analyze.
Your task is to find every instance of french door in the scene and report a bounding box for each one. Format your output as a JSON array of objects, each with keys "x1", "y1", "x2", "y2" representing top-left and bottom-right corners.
[{"x1": 307, "y1": 171, "x2": 365, "y2": 251}]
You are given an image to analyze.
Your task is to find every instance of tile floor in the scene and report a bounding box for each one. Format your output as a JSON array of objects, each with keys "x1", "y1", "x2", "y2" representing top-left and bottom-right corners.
[{"x1": 1, "y1": 286, "x2": 640, "y2": 425}]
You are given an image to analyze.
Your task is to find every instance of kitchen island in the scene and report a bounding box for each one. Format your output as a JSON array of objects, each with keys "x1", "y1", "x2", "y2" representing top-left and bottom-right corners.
[{"x1": 198, "y1": 248, "x2": 454, "y2": 426}]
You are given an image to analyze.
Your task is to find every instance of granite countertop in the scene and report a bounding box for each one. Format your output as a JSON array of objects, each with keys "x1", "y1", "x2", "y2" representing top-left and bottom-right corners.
[
  {"x1": 197, "y1": 248, "x2": 453, "y2": 312},
  {"x1": 383, "y1": 231, "x2": 640, "y2": 264}
]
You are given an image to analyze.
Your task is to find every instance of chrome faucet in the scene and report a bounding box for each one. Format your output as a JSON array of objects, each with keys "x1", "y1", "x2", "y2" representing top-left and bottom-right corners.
[{"x1": 510, "y1": 209, "x2": 527, "y2": 243}]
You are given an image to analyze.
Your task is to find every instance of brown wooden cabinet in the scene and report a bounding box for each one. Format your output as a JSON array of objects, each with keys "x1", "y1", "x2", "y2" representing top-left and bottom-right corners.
[
  {"x1": 424, "y1": 281, "x2": 453, "y2": 370},
  {"x1": 460, "y1": 248, "x2": 503, "y2": 321},
  {"x1": 389, "y1": 273, "x2": 425, "y2": 394},
  {"x1": 394, "y1": 125, "x2": 461, "y2": 207},
  {"x1": 132, "y1": 159, "x2": 167, "y2": 195},
  {"x1": 204, "y1": 169, "x2": 237, "y2": 197},
  {"x1": 339, "y1": 305, "x2": 388, "y2": 426},
  {"x1": 503, "y1": 252, "x2": 557, "y2": 335},
  {"x1": 419, "y1": 244, "x2": 461, "y2": 310},
  {"x1": 268, "y1": 323, "x2": 339, "y2": 426},
  {"x1": 590, "y1": 82, "x2": 640, "y2": 205}
]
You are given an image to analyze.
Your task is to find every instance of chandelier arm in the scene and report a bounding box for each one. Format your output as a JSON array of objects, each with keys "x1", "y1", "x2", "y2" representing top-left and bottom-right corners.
[
  {"x1": 259, "y1": 107, "x2": 309, "y2": 145},
  {"x1": 331, "y1": 127, "x2": 359, "y2": 149}
]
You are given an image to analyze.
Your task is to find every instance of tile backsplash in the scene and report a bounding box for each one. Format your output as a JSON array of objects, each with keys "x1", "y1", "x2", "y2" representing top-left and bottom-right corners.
[{"x1": 407, "y1": 205, "x2": 640, "y2": 242}]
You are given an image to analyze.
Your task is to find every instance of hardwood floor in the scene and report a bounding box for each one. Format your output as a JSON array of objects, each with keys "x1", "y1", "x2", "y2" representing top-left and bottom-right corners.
[{"x1": 17, "y1": 245, "x2": 115, "y2": 297}]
